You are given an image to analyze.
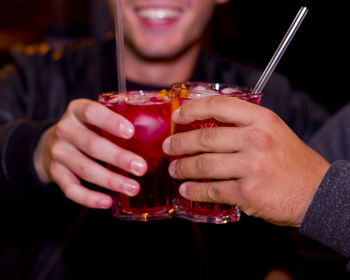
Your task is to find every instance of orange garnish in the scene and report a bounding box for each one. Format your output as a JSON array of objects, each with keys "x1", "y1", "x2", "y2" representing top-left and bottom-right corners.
[
  {"x1": 157, "y1": 89, "x2": 168, "y2": 98},
  {"x1": 179, "y1": 83, "x2": 189, "y2": 99}
]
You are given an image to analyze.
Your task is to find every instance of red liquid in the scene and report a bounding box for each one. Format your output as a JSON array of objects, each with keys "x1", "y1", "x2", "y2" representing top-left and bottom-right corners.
[
  {"x1": 170, "y1": 83, "x2": 262, "y2": 223},
  {"x1": 173, "y1": 119, "x2": 241, "y2": 223},
  {"x1": 99, "y1": 93, "x2": 173, "y2": 221}
]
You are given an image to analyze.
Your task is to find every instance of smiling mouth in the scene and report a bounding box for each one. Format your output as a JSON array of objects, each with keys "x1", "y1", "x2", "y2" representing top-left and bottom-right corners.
[{"x1": 136, "y1": 7, "x2": 182, "y2": 23}]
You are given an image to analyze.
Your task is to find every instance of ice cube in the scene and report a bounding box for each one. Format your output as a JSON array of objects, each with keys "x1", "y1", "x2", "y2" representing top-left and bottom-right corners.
[
  {"x1": 108, "y1": 97, "x2": 120, "y2": 103},
  {"x1": 188, "y1": 85, "x2": 218, "y2": 99},
  {"x1": 221, "y1": 87, "x2": 240, "y2": 94},
  {"x1": 192, "y1": 84, "x2": 209, "y2": 92},
  {"x1": 133, "y1": 113, "x2": 168, "y2": 141}
]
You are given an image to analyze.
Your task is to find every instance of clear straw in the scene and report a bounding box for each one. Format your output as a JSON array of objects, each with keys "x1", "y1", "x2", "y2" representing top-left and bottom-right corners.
[
  {"x1": 114, "y1": 0, "x2": 126, "y2": 94},
  {"x1": 251, "y1": 6, "x2": 309, "y2": 94}
]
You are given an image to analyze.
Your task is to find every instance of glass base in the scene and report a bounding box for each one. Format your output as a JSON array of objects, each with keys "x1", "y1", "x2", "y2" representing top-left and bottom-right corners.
[
  {"x1": 174, "y1": 204, "x2": 241, "y2": 224},
  {"x1": 113, "y1": 208, "x2": 174, "y2": 222}
]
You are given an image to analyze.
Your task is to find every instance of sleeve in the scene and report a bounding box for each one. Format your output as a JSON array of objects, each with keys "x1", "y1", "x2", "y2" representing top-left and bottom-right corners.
[
  {"x1": 308, "y1": 103, "x2": 350, "y2": 163},
  {"x1": 0, "y1": 119, "x2": 56, "y2": 204},
  {"x1": 0, "y1": 62, "x2": 56, "y2": 205},
  {"x1": 0, "y1": 41, "x2": 100, "y2": 206},
  {"x1": 299, "y1": 160, "x2": 350, "y2": 271}
]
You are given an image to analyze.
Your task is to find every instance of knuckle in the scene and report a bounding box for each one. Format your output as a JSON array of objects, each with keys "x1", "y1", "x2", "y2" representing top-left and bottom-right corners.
[
  {"x1": 105, "y1": 176, "x2": 116, "y2": 191},
  {"x1": 105, "y1": 174, "x2": 121, "y2": 191},
  {"x1": 69, "y1": 160, "x2": 95, "y2": 181},
  {"x1": 207, "y1": 95, "x2": 226, "y2": 107},
  {"x1": 81, "y1": 102, "x2": 95, "y2": 121},
  {"x1": 246, "y1": 128, "x2": 273, "y2": 152},
  {"x1": 174, "y1": 159, "x2": 186, "y2": 178},
  {"x1": 261, "y1": 109, "x2": 280, "y2": 124},
  {"x1": 49, "y1": 161, "x2": 59, "y2": 177},
  {"x1": 111, "y1": 149, "x2": 128, "y2": 169},
  {"x1": 50, "y1": 142, "x2": 63, "y2": 160},
  {"x1": 62, "y1": 185, "x2": 75, "y2": 201},
  {"x1": 83, "y1": 135, "x2": 99, "y2": 155},
  {"x1": 240, "y1": 181, "x2": 258, "y2": 202},
  {"x1": 196, "y1": 155, "x2": 214, "y2": 175},
  {"x1": 206, "y1": 183, "x2": 220, "y2": 202},
  {"x1": 170, "y1": 133, "x2": 187, "y2": 153},
  {"x1": 66, "y1": 99, "x2": 84, "y2": 116},
  {"x1": 243, "y1": 207, "x2": 256, "y2": 217},
  {"x1": 68, "y1": 99, "x2": 95, "y2": 122},
  {"x1": 67, "y1": 99, "x2": 78, "y2": 111},
  {"x1": 76, "y1": 164, "x2": 92, "y2": 179},
  {"x1": 198, "y1": 128, "x2": 217, "y2": 149},
  {"x1": 55, "y1": 120, "x2": 69, "y2": 139}
]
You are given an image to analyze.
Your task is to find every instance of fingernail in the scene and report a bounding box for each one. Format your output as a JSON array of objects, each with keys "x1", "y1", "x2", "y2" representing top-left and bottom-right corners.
[
  {"x1": 162, "y1": 137, "x2": 171, "y2": 153},
  {"x1": 119, "y1": 122, "x2": 134, "y2": 138},
  {"x1": 179, "y1": 183, "x2": 187, "y2": 198},
  {"x1": 123, "y1": 181, "x2": 139, "y2": 196},
  {"x1": 98, "y1": 198, "x2": 111, "y2": 209},
  {"x1": 169, "y1": 160, "x2": 177, "y2": 177},
  {"x1": 172, "y1": 108, "x2": 180, "y2": 121},
  {"x1": 131, "y1": 159, "x2": 147, "y2": 175}
]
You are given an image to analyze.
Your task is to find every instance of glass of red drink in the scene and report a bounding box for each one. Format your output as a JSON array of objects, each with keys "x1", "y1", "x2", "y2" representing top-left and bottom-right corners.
[
  {"x1": 98, "y1": 90, "x2": 173, "y2": 221},
  {"x1": 170, "y1": 82, "x2": 263, "y2": 224}
]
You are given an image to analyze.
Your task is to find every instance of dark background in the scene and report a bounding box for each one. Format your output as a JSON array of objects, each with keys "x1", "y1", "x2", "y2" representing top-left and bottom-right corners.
[
  {"x1": 0, "y1": 0, "x2": 348, "y2": 113},
  {"x1": 210, "y1": 0, "x2": 348, "y2": 114},
  {"x1": 0, "y1": 1, "x2": 349, "y2": 279}
]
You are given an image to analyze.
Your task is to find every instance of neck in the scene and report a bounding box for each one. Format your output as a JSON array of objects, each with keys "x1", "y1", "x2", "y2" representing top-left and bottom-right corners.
[{"x1": 124, "y1": 44, "x2": 201, "y2": 87}]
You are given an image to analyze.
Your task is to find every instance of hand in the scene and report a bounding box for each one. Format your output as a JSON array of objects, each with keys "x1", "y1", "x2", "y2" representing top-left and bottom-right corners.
[
  {"x1": 34, "y1": 99, "x2": 147, "y2": 209},
  {"x1": 162, "y1": 96, "x2": 330, "y2": 227}
]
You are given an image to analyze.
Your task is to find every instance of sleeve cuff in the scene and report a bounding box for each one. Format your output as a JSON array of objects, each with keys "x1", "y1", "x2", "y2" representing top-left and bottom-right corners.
[{"x1": 299, "y1": 160, "x2": 350, "y2": 259}]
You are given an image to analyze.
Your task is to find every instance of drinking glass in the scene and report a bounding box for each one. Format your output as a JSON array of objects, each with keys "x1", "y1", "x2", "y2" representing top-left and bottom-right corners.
[
  {"x1": 170, "y1": 82, "x2": 263, "y2": 224},
  {"x1": 98, "y1": 90, "x2": 173, "y2": 221}
]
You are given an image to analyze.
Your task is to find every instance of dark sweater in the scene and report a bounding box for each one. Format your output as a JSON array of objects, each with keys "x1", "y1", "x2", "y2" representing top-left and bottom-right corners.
[{"x1": 300, "y1": 104, "x2": 350, "y2": 271}]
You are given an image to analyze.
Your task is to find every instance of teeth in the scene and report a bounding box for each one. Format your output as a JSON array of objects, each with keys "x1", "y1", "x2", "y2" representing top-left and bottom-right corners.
[{"x1": 138, "y1": 8, "x2": 180, "y2": 21}]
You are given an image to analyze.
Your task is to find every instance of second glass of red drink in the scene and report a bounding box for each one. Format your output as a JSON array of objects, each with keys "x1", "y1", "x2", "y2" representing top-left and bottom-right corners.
[{"x1": 169, "y1": 82, "x2": 263, "y2": 224}]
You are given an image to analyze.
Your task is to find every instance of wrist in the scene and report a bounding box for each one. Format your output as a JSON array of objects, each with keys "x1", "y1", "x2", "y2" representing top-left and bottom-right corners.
[{"x1": 34, "y1": 126, "x2": 53, "y2": 183}]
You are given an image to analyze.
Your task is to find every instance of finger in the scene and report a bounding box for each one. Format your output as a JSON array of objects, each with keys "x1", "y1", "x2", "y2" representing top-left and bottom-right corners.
[
  {"x1": 50, "y1": 161, "x2": 114, "y2": 209},
  {"x1": 179, "y1": 180, "x2": 243, "y2": 206},
  {"x1": 169, "y1": 153, "x2": 246, "y2": 180},
  {"x1": 68, "y1": 99, "x2": 134, "y2": 139},
  {"x1": 51, "y1": 141, "x2": 140, "y2": 196},
  {"x1": 55, "y1": 121, "x2": 147, "y2": 176},
  {"x1": 163, "y1": 126, "x2": 243, "y2": 155},
  {"x1": 172, "y1": 95, "x2": 265, "y2": 126}
]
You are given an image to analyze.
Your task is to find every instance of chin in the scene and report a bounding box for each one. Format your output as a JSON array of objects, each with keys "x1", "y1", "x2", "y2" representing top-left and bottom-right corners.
[
  {"x1": 127, "y1": 42, "x2": 183, "y2": 61},
  {"x1": 140, "y1": 49, "x2": 180, "y2": 60},
  {"x1": 128, "y1": 38, "x2": 198, "y2": 61}
]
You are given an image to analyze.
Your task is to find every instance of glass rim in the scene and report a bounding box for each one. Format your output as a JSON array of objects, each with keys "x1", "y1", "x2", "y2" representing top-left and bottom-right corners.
[
  {"x1": 98, "y1": 90, "x2": 170, "y2": 104},
  {"x1": 170, "y1": 82, "x2": 263, "y2": 97},
  {"x1": 98, "y1": 90, "x2": 165, "y2": 97}
]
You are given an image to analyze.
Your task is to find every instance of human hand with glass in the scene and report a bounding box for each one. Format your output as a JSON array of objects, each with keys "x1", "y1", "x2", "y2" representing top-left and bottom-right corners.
[
  {"x1": 163, "y1": 95, "x2": 330, "y2": 227},
  {"x1": 33, "y1": 99, "x2": 146, "y2": 209}
]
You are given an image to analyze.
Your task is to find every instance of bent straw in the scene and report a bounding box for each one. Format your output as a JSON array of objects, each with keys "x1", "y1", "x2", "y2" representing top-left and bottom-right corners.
[
  {"x1": 251, "y1": 6, "x2": 309, "y2": 94},
  {"x1": 114, "y1": 0, "x2": 126, "y2": 93}
]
